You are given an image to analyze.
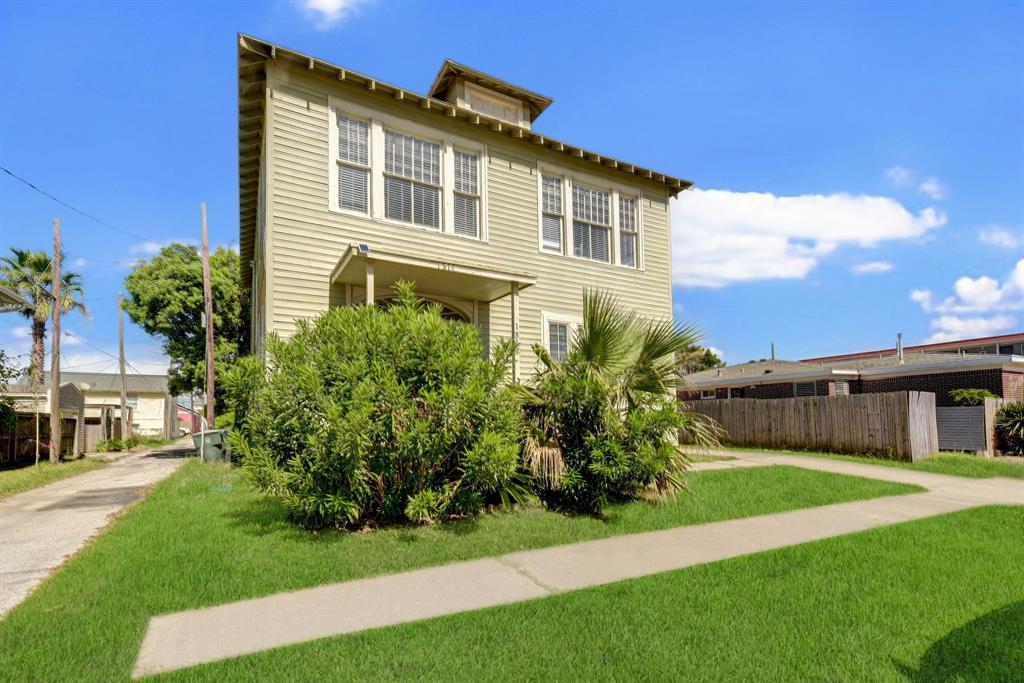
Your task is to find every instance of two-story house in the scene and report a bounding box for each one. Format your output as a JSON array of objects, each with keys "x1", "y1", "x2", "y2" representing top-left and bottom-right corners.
[{"x1": 237, "y1": 35, "x2": 691, "y2": 378}]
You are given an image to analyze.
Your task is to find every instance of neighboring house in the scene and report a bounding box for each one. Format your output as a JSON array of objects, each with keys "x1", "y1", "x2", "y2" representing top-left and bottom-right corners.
[
  {"x1": 237, "y1": 35, "x2": 690, "y2": 378},
  {"x1": 44, "y1": 371, "x2": 176, "y2": 438},
  {"x1": 679, "y1": 351, "x2": 1024, "y2": 407},
  {"x1": 801, "y1": 332, "x2": 1024, "y2": 363},
  {"x1": 0, "y1": 381, "x2": 85, "y2": 462}
]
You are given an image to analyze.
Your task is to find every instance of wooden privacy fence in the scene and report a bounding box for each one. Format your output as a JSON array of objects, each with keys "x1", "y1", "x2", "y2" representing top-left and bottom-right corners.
[{"x1": 687, "y1": 391, "x2": 939, "y2": 461}]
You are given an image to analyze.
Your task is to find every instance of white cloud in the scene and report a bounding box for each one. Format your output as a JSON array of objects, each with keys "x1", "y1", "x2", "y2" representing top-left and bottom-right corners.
[
  {"x1": 884, "y1": 166, "x2": 946, "y2": 200},
  {"x1": 851, "y1": 261, "x2": 893, "y2": 275},
  {"x1": 297, "y1": 0, "x2": 370, "y2": 29},
  {"x1": 923, "y1": 315, "x2": 1016, "y2": 343},
  {"x1": 917, "y1": 177, "x2": 945, "y2": 200},
  {"x1": 979, "y1": 226, "x2": 1022, "y2": 249},
  {"x1": 70, "y1": 257, "x2": 87, "y2": 269},
  {"x1": 707, "y1": 346, "x2": 725, "y2": 361},
  {"x1": 911, "y1": 259, "x2": 1023, "y2": 343},
  {"x1": 670, "y1": 188, "x2": 945, "y2": 287},
  {"x1": 10, "y1": 325, "x2": 31, "y2": 339},
  {"x1": 885, "y1": 165, "x2": 913, "y2": 186},
  {"x1": 129, "y1": 239, "x2": 197, "y2": 257}
]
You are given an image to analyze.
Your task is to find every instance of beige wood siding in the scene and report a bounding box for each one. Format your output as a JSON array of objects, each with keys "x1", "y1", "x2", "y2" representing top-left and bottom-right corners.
[{"x1": 263, "y1": 64, "x2": 674, "y2": 372}]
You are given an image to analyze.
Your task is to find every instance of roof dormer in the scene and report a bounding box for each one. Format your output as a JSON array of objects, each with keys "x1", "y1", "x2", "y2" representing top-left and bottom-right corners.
[{"x1": 428, "y1": 60, "x2": 553, "y2": 131}]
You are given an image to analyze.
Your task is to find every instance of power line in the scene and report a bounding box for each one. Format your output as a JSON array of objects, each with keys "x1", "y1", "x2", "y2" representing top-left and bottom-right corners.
[{"x1": 0, "y1": 164, "x2": 150, "y2": 241}]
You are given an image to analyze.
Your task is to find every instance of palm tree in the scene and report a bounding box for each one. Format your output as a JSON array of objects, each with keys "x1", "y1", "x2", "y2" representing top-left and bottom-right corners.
[
  {"x1": 0, "y1": 248, "x2": 88, "y2": 381},
  {"x1": 517, "y1": 289, "x2": 721, "y2": 507}
]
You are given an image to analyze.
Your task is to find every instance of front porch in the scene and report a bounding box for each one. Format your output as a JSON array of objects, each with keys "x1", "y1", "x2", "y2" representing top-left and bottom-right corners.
[{"x1": 329, "y1": 243, "x2": 536, "y2": 378}]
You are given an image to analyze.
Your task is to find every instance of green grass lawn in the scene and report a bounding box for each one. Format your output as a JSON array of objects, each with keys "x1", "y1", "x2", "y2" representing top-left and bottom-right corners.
[
  {"x1": 162, "y1": 505, "x2": 1024, "y2": 682},
  {"x1": 0, "y1": 457, "x2": 104, "y2": 500},
  {"x1": 723, "y1": 446, "x2": 1024, "y2": 479},
  {"x1": 0, "y1": 460, "x2": 918, "y2": 682}
]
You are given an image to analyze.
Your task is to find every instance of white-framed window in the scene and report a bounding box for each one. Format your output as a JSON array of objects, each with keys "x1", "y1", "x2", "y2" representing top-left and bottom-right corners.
[
  {"x1": 618, "y1": 195, "x2": 638, "y2": 268},
  {"x1": 453, "y1": 150, "x2": 479, "y2": 237},
  {"x1": 700, "y1": 390, "x2": 716, "y2": 400},
  {"x1": 336, "y1": 113, "x2": 370, "y2": 213},
  {"x1": 536, "y1": 164, "x2": 642, "y2": 268},
  {"x1": 383, "y1": 130, "x2": 441, "y2": 229},
  {"x1": 794, "y1": 381, "x2": 817, "y2": 397},
  {"x1": 540, "y1": 175, "x2": 563, "y2": 252},
  {"x1": 835, "y1": 380, "x2": 850, "y2": 396},
  {"x1": 541, "y1": 311, "x2": 582, "y2": 364},
  {"x1": 126, "y1": 393, "x2": 139, "y2": 410},
  {"x1": 328, "y1": 99, "x2": 487, "y2": 239},
  {"x1": 572, "y1": 183, "x2": 611, "y2": 263},
  {"x1": 548, "y1": 321, "x2": 569, "y2": 362}
]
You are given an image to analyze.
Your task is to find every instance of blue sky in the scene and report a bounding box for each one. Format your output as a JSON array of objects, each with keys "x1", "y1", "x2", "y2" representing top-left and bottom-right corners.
[{"x1": 1, "y1": 0, "x2": 1021, "y2": 372}]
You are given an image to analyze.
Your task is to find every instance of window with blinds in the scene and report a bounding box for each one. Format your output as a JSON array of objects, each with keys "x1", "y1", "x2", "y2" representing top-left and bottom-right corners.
[
  {"x1": 541, "y1": 175, "x2": 563, "y2": 251},
  {"x1": 453, "y1": 151, "x2": 479, "y2": 237},
  {"x1": 572, "y1": 184, "x2": 611, "y2": 262},
  {"x1": 337, "y1": 114, "x2": 369, "y2": 212},
  {"x1": 794, "y1": 381, "x2": 817, "y2": 397},
  {"x1": 548, "y1": 321, "x2": 568, "y2": 362},
  {"x1": 835, "y1": 380, "x2": 850, "y2": 396},
  {"x1": 384, "y1": 130, "x2": 441, "y2": 228},
  {"x1": 618, "y1": 195, "x2": 638, "y2": 267}
]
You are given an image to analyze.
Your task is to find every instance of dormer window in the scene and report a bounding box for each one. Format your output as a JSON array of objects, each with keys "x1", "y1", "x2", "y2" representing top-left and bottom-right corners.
[{"x1": 428, "y1": 60, "x2": 553, "y2": 132}]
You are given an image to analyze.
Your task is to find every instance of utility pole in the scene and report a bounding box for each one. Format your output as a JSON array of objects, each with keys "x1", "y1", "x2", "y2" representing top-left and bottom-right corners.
[
  {"x1": 118, "y1": 293, "x2": 129, "y2": 440},
  {"x1": 49, "y1": 219, "x2": 62, "y2": 464},
  {"x1": 201, "y1": 202, "x2": 215, "y2": 428}
]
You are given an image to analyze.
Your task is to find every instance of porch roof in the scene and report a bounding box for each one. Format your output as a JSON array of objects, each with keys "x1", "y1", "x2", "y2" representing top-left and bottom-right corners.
[{"x1": 329, "y1": 243, "x2": 536, "y2": 303}]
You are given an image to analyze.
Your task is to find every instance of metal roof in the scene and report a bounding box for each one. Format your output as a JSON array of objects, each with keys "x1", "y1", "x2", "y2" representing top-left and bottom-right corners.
[{"x1": 42, "y1": 371, "x2": 169, "y2": 394}]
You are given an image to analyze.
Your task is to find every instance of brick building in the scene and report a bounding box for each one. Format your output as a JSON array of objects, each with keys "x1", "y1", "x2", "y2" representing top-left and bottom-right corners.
[{"x1": 680, "y1": 350, "x2": 1023, "y2": 407}]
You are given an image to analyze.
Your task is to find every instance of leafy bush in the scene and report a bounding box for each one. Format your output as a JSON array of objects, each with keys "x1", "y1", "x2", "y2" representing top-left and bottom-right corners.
[
  {"x1": 949, "y1": 388, "x2": 997, "y2": 406},
  {"x1": 95, "y1": 436, "x2": 141, "y2": 453},
  {"x1": 995, "y1": 402, "x2": 1024, "y2": 455},
  {"x1": 231, "y1": 283, "x2": 525, "y2": 528},
  {"x1": 516, "y1": 290, "x2": 720, "y2": 514}
]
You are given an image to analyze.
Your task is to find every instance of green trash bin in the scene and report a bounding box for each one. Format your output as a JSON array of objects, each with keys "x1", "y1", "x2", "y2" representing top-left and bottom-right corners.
[{"x1": 192, "y1": 429, "x2": 228, "y2": 463}]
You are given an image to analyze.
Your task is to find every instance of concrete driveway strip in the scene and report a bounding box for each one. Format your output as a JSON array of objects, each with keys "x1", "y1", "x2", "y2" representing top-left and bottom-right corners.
[
  {"x1": 0, "y1": 441, "x2": 190, "y2": 618},
  {"x1": 132, "y1": 469, "x2": 1022, "y2": 678}
]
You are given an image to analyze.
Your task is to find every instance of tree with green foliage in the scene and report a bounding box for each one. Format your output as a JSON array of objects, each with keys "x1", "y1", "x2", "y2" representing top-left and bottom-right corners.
[
  {"x1": 231, "y1": 283, "x2": 525, "y2": 529},
  {"x1": 948, "y1": 388, "x2": 997, "y2": 406},
  {"x1": 0, "y1": 247, "x2": 88, "y2": 380},
  {"x1": 0, "y1": 349, "x2": 21, "y2": 432},
  {"x1": 678, "y1": 344, "x2": 725, "y2": 374},
  {"x1": 122, "y1": 243, "x2": 245, "y2": 398},
  {"x1": 995, "y1": 402, "x2": 1024, "y2": 455},
  {"x1": 516, "y1": 290, "x2": 721, "y2": 514}
]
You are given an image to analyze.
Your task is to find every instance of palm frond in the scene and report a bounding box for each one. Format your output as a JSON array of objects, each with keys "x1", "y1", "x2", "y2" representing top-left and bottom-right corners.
[{"x1": 524, "y1": 435, "x2": 565, "y2": 490}]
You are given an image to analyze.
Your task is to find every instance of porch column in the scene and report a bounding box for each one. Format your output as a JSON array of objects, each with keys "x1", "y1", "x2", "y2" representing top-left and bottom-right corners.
[
  {"x1": 365, "y1": 261, "x2": 375, "y2": 305},
  {"x1": 511, "y1": 282, "x2": 520, "y2": 381}
]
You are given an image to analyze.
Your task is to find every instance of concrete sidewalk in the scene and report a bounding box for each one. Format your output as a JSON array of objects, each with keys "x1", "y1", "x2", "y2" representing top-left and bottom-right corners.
[
  {"x1": 133, "y1": 457, "x2": 1022, "y2": 677},
  {"x1": 0, "y1": 440, "x2": 191, "y2": 618}
]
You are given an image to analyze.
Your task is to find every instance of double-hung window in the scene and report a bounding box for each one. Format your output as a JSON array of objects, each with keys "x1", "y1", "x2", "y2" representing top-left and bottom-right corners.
[
  {"x1": 547, "y1": 321, "x2": 569, "y2": 362},
  {"x1": 541, "y1": 175, "x2": 563, "y2": 251},
  {"x1": 572, "y1": 183, "x2": 611, "y2": 263},
  {"x1": 453, "y1": 151, "x2": 480, "y2": 237},
  {"x1": 618, "y1": 195, "x2": 638, "y2": 267},
  {"x1": 336, "y1": 114, "x2": 370, "y2": 213},
  {"x1": 384, "y1": 130, "x2": 441, "y2": 228}
]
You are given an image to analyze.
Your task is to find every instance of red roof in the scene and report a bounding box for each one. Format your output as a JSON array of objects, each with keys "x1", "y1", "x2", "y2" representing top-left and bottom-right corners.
[{"x1": 801, "y1": 332, "x2": 1024, "y2": 363}]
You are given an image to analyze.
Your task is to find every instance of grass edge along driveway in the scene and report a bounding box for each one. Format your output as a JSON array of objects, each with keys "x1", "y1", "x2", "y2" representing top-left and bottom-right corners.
[
  {"x1": 0, "y1": 460, "x2": 920, "y2": 682},
  {"x1": 0, "y1": 457, "x2": 105, "y2": 500}
]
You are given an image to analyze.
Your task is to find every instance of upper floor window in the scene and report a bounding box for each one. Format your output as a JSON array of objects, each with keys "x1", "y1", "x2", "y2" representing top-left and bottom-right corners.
[
  {"x1": 330, "y1": 100, "x2": 487, "y2": 239},
  {"x1": 453, "y1": 151, "x2": 479, "y2": 237},
  {"x1": 572, "y1": 184, "x2": 611, "y2": 263},
  {"x1": 384, "y1": 130, "x2": 441, "y2": 228},
  {"x1": 337, "y1": 114, "x2": 370, "y2": 213},
  {"x1": 126, "y1": 393, "x2": 139, "y2": 410},
  {"x1": 541, "y1": 175, "x2": 563, "y2": 251},
  {"x1": 618, "y1": 196, "x2": 638, "y2": 268}
]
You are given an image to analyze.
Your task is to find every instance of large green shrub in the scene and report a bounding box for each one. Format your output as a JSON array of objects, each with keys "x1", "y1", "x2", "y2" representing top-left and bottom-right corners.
[
  {"x1": 231, "y1": 283, "x2": 524, "y2": 528},
  {"x1": 949, "y1": 388, "x2": 996, "y2": 406},
  {"x1": 517, "y1": 290, "x2": 720, "y2": 514},
  {"x1": 995, "y1": 402, "x2": 1024, "y2": 455}
]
